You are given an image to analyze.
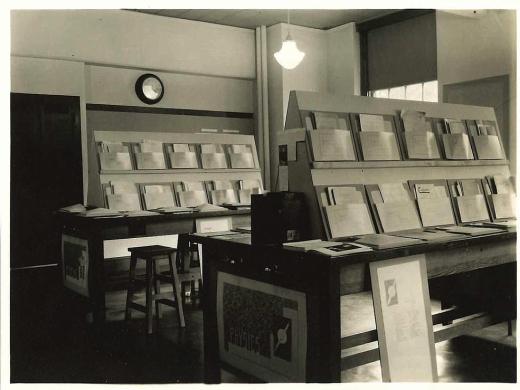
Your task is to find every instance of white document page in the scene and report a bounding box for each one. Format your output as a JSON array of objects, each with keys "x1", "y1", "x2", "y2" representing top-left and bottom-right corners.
[
  {"x1": 170, "y1": 152, "x2": 199, "y2": 168},
  {"x1": 401, "y1": 110, "x2": 428, "y2": 132},
  {"x1": 376, "y1": 201, "x2": 422, "y2": 232},
  {"x1": 491, "y1": 194, "x2": 516, "y2": 219},
  {"x1": 380, "y1": 183, "x2": 410, "y2": 203},
  {"x1": 135, "y1": 152, "x2": 166, "y2": 169},
  {"x1": 473, "y1": 135, "x2": 504, "y2": 159},
  {"x1": 456, "y1": 195, "x2": 489, "y2": 222},
  {"x1": 405, "y1": 131, "x2": 440, "y2": 159},
  {"x1": 310, "y1": 129, "x2": 356, "y2": 161},
  {"x1": 442, "y1": 134, "x2": 474, "y2": 160},
  {"x1": 325, "y1": 204, "x2": 375, "y2": 238},
  {"x1": 144, "y1": 192, "x2": 176, "y2": 210},
  {"x1": 417, "y1": 197, "x2": 456, "y2": 227},
  {"x1": 360, "y1": 132, "x2": 400, "y2": 161},
  {"x1": 359, "y1": 114, "x2": 386, "y2": 132}
]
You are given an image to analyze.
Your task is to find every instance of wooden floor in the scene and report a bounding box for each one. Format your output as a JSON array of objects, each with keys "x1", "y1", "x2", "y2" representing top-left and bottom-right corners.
[{"x1": 10, "y1": 267, "x2": 517, "y2": 383}]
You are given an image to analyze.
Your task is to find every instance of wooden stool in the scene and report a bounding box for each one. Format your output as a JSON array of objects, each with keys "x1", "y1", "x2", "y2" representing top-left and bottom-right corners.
[{"x1": 125, "y1": 245, "x2": 185, "y2": 334}]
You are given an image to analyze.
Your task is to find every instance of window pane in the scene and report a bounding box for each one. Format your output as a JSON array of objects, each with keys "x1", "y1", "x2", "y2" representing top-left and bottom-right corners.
[
  {"x1": 389, "y1": 86, "x2": 405, "y2": 99},
  {"x1": 405, "y1": 83, "x2": 423, "y2": 101},
  {"x1": 423, "y1": 80, "x2": 438, "y2": 102},
  {"x1": 372, "y1": 89, "x2": 389, "y2": 98}
]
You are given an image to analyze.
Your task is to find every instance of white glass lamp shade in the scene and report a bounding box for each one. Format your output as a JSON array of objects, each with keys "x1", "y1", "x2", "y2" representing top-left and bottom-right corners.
[{"x1": 274, "y1": 39, "x2": 305, "y2": 70}]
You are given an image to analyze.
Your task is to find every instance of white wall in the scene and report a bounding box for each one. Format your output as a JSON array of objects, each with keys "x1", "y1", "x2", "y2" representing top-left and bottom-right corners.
[
  {"x1": 11, "y1": 9, "x2": 255, "y2": 79},
  {"x1": 85, "y1": 65, "x2": 254, "y2": 113},
  {"x1": 327, "y1": 23, "x2": 361, "y2": 96},
  {"x1": 266, "y1": 22, "x2": 360, "y2": 188},
  {"x1": 436, "y1": 9, "x2": 516, "y2": 174}
]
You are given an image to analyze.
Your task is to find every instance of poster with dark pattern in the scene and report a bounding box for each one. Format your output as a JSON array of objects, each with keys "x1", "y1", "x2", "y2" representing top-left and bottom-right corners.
[
  {"x1": 216, "y1": 272, "x2": 307, "y2": 382},
  {"x1": 62, "y1": 235, "x2": 89, "y2": 297}
]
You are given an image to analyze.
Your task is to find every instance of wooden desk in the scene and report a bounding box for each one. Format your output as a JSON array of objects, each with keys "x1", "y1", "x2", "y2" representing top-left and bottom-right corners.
[
  {"x1": 193, "y1": 231, "x2": 516, "y2": 383},
  {"x1": 55, "y1": 209, "x2": 251, "y2": 324}
]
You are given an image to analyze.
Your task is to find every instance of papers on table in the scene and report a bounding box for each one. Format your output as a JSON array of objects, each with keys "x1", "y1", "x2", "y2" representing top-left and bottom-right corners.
[
  {"x1": 283, "y1": 239, "x2": 340, "y2": 252},
  {"x1": 356, "y1": 234, "x2": 422, "y2": 249},
  {"x1": 309, "y1": 129, "x2": 356, "y2": 161},
  {"x1": 153, "y1": 206, "x2": 193, "y2": 214},
  {"x1": 310, "y1": 242, "x2": 373, "y2": 256},
  {"x1": 435, "y1": 225, "x2": 502, "y2": 236},
  {"x1": 80, "y1": 207, "x2": 122, "y2": 218},
  {"x1": 359, "y1": 131, "x2": 401, "y2": 161},
  {"x1": 442, "y1": 134, "x2": 474, "y2": 159},
  {"x1": 60, "y1": 203, "x2": 87, "y2": 213},
  {"x1": 324, "y1": 203, "x2": 375, "y2": 238},
  {"x1": 390, "y1": 229, "x2": 461, "y2": 242}
]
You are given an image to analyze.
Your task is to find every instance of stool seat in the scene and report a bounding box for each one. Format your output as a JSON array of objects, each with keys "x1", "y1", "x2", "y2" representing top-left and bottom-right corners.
[
  {"x1": 125, "y1": 245, "x2": 185, "y2": 334},
  {"x1": 128, "y1": 245, "x2": 176, "y2": 257}
]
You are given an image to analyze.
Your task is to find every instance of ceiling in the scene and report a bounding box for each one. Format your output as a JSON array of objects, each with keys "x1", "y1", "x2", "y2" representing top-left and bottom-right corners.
[{"x1": 132, "y1": 9, "x2": 398, "y2": 30}]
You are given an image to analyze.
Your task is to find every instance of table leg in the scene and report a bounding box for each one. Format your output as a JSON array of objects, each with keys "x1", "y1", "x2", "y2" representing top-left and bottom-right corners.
[
  {"x1": 89, "y1": 235, "x2": 106, "y2": 326},
  {"x1": 202, "y1": 244, "x2": 221, "y2": 384}
]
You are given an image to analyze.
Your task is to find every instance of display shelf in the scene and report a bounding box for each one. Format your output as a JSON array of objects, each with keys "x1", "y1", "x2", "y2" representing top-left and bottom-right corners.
[
  {"x1": 312, "y1": 159, "x2": 509, "y2": 169},
  {"x1": 279, "y1": 91, "x2": 513, "y2": 239},
  {"x1": 88, "y1": 130, "x2": 263, "y2": 209}
]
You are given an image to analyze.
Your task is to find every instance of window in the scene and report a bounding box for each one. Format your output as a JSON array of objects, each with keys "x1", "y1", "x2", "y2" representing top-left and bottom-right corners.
[{"x1": 369, "y1": 80, "x2": 438, "y2": 102}]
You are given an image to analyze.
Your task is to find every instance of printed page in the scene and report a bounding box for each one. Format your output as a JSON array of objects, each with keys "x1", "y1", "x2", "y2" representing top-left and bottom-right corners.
[
  {"x1": 442, "y1": 134, "x2": 473, "y2": 160},
  {"x1": 360, "y1": 132, "x2": 400, "y2": 161},
  {"x1": 376, "y1": 201, "x2": 422, "y2": 232},
  {"x1": 456, "y1": 195, "x2": 489, "y2": 222},
  {"x1": 401, "y1": 110, "x2": 428, "y2": 132},
  {"x1": 405, "y1": 131, "x2": 440, "y2": 159},
  {"x1": 310, "y1": 129, "x2": 356, "y2": 161},
  {"x1": 135, "y1": 152, "x2": 166, "y2": 169},
  {"x1": 417, "y1": 197, "x2": 456, "y2": 227},
  {"x1": 325, "y1": 204, "x2": 375, "y2": 237},
  {"x1": 359, "y1": 114, "x2": 386, "y2": 132},
  {"x1": 473, "y1": 135, "x2": 504, "y2": 159},
  {"x1": 380, "y1": 183, "x2": 410, "y2": 203}
]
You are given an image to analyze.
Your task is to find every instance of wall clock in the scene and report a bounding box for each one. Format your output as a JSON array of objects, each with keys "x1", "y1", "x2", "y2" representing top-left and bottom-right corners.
[{"x1": 135, "y1": 73, "x2": 164, "y2": 105}]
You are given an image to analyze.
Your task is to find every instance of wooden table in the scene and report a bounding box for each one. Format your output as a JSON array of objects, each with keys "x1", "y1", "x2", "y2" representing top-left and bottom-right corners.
[
  {"x1": 55, "y1": 209, "x2": 251, "y2": 324},
  {"x1": 193, "y1": 230, "x2": 516, "y2": 383}
]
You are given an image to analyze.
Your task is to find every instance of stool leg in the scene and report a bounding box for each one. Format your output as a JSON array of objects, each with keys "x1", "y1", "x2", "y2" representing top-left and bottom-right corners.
[
  {"x1": 125, "y1": 254, "x2": 138, "y2": 321},
  {"x1": 153, "y1": 259, "x2": 162, "y2": 321},
  {"x1": 507, "y1": 319, "x2": 513, "y2": 336},
  {"x1": 169, "y1": 253, "x2": 186, "y2": 328},
  {"x1": 146, "y1": 259, "x2": 154, "y2": 334}
]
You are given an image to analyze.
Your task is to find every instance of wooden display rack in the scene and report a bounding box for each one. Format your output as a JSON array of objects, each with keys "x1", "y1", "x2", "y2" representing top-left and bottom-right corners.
[
  {"x1": 87, "y1": 130, "x2": 263, "y2": 208},
  {"x1": 279, "y1": 90, "x2": 511, "y2": 239}
]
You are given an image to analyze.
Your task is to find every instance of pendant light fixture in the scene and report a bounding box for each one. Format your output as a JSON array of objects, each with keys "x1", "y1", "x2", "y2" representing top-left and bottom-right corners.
[{"x1": 274, "y1": 10, "x2": 305, "y2": 70}]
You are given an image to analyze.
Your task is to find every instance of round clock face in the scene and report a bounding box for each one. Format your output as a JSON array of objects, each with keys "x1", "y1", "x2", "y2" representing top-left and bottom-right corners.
[{"x1": 135, "y1": 74, "x2": 164, "y2": 104}]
